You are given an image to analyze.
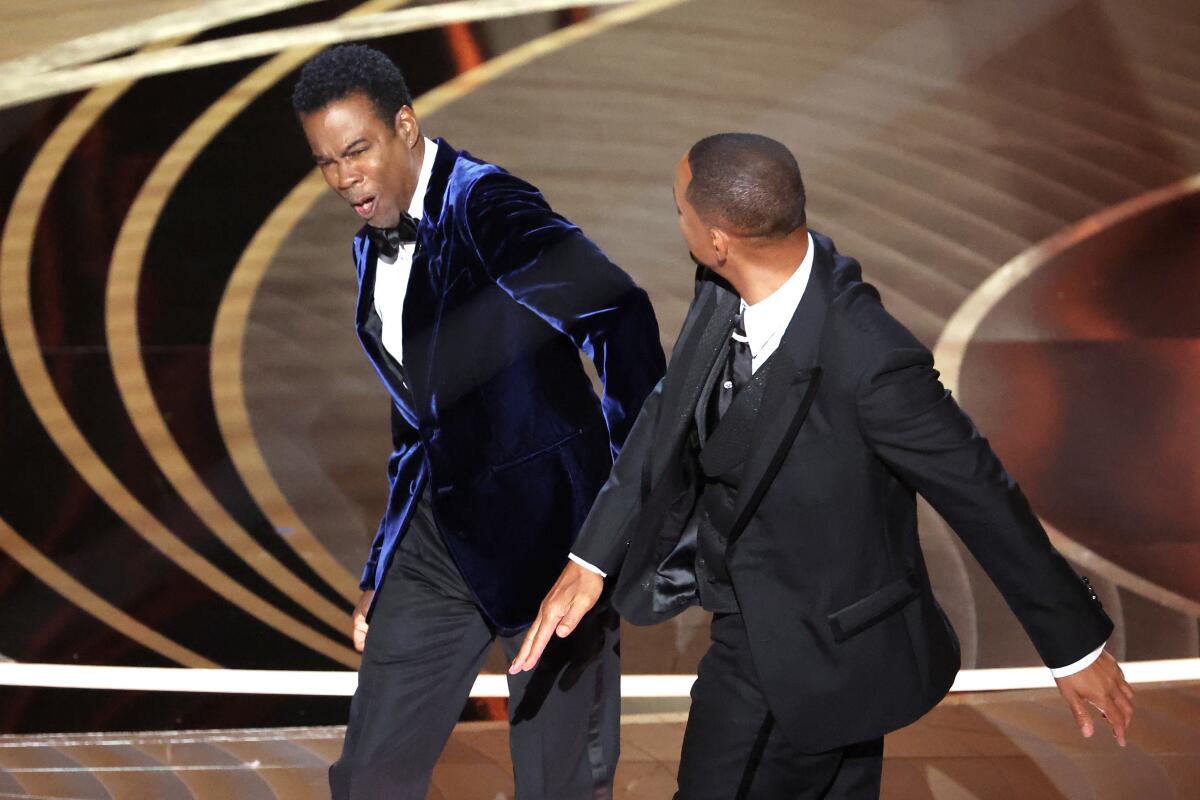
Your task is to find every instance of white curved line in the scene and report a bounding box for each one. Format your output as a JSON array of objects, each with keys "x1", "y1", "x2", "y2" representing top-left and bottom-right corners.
[
  {"x1": 933, "y1": 173, "x2": 1200, "y2": 620},
  {"x1": 0, "y1": 661, "x2": 1196, "y2": 697},
  {"x1": 0, "y1": 0, "x2": 652, "y2": 109}
]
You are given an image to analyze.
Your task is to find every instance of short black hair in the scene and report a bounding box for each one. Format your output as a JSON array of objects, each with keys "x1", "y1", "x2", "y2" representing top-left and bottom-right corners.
[
  {"x1": 686, "y1": 133, "x2": 806, "y2": 238},
  {"x1": 292, "y1": 44, "x2": 413, "y2": 123}
]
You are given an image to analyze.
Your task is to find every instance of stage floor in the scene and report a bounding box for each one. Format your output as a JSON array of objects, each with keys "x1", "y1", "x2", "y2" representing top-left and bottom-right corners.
[
  {"x1": 0, "y1": 0, "x2": 1198, "y2": 795},
  {"x1": 2, "y1": 683, "x2": 1198, "y2": 799}
]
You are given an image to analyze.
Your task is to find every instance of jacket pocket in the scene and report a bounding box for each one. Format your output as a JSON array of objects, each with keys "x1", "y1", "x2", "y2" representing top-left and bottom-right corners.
[
  {"x1": 488, "y1": 427, "x2": 587, "y2": 472},
  {"x1": 827, "y1": 570, "x2": 919, "y2": 643}
]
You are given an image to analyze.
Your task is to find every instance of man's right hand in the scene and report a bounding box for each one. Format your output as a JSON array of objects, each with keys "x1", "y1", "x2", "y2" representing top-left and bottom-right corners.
[
  {"x1": 508, "y1": 561, "x2": 603, "y2": 674},
  {"x1": 352, "y1": 589, "x2": 375, "y2": 652}
]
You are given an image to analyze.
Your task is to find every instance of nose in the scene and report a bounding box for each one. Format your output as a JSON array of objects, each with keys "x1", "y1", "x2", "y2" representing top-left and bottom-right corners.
[{"x1": 335, "y1": 162, "x2": 362, "y2": 191}]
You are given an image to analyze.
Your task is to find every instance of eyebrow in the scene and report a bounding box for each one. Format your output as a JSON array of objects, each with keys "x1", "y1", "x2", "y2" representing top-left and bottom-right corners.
[{"x1": 311, "y1": 138, "x2": 368, "y2": 164}]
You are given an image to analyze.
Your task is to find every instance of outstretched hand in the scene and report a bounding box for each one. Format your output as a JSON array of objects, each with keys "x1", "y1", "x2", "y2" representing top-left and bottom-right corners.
[
  {"x1": 508, "y1": 561, "x2": 604, "y2": 674},
  {"x1": 1055, "y1": 651, "x2": 1134, "y2": 746}
]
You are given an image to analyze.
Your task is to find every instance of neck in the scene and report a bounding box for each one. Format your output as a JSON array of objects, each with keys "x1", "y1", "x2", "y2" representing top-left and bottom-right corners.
[
  {"x1": 397, "y1": 135, "x2": 427, "y2": 212},
  {"x1": 723, "y1": 227, "x2": 809, "y2": 305}
]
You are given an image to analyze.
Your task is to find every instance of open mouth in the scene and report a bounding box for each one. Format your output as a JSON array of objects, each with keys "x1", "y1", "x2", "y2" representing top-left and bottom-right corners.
[{"x1": 351, "y1": 196, "x2": 377, "y2": 219}]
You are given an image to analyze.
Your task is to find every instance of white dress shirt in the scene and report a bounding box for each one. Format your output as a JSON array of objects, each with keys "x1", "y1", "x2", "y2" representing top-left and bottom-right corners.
[
  {"x1": 570, "y1": 235, "x2": 1103, "y2": 677},
  {"x1": 374, "y1": 137, "x2": 437, "y2": 367},
  {"x1": 739, "y1": 232, "x2": 815, "y2": 372}
]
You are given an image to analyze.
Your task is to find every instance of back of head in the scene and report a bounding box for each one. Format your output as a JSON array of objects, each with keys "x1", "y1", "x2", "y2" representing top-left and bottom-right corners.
[
  {"x1": 292, "y1": 44, "x2": 412, "y2": 122},
  {"x1": 686, "y1": 133, "x2": 806, "y2": 239}
]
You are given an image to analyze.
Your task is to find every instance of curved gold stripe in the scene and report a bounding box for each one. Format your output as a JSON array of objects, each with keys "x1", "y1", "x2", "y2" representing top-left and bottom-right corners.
[
  {"x1": 0, "y1": 0, "x2": 635, "y2": 110},
  {"x1": 0, "y1": 516, "x2": 216, "y2": 667},
  {"x1": 105, "y1": 1, "x2": 410, "y2": 632},
  {"x1": 0, "y1": 52, "x2": 359, "y2": 669},
  {"x1": 0, "y1": 78, "x2": 213, "y2": 669},
  {"x1": 212, "y1": 0, "x2": 691, "y2": 599},
  {"x1": 934, "y1": 173, "x2": 1200, "y2": 620},
  {"x1": 0, "y1": 0, "x2": 324, "y2": 77},
  {"x1": 212, "y1": 172, "x2": 356, "y2": 602}
]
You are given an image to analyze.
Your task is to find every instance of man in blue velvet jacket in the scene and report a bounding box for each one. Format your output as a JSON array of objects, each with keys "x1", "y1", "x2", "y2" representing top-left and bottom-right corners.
[{"x1": 294, "y1": 45, "x2": 665, "y2": 799}]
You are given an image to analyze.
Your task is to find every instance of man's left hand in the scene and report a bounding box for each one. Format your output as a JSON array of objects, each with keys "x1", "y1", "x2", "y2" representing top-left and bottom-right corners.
[{"x1": 1055, "y1": 651, "x2": 1134, "y2": 746}]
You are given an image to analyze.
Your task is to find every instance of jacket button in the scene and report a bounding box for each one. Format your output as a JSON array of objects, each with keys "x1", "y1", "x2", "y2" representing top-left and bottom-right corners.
[{"x1": 408, "y1": 480, "x2": 418, "y2": 495}]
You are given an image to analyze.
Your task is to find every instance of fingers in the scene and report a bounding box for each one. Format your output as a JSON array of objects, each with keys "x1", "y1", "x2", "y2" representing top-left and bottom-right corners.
[
  {"x1": 352, "y1": 614, "x2": 369, "y2": 653},
  {"x1": 508, "y1": 617, "x2": 541, "y2": 674},
  {"x1": 556, "y1": 597, "x2": 589, "y2": 638},
  {"x1": 508, "y1": 608, "x2": 562, "y2": 674},
  {"x1": 1096, "y1": 660, "x2": 1134, "y2": 747},
  {"x1": 1104, "y1": 684, "x2": 1134, "y2": 748},
  {"x1": 1066, "y1": 691, "x2": 1095, "y2": 739},
  {"x1": 1094, "y1": 695, "x2": 1130, "y2": 748}
]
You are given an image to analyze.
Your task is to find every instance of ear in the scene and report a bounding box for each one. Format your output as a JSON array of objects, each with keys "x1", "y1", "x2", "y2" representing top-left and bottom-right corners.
[
  {"x1": 709, "y1": 227, "x2": 730, "y2": 267},
  {"x1": 393, "y1": 106, "x2": 420, "y2": 147}
]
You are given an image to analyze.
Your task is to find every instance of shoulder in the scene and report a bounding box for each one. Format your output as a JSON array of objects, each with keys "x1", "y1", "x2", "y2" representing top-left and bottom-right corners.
[
  {"x1": 818, "y1": 244, "x2": 932, "y2": 382},
  {"x1": 445, "y1": 149, "x2": 541, "y2": 207}
]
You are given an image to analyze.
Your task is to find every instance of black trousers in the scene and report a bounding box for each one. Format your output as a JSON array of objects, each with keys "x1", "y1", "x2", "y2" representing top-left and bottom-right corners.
[
  {"x1": 330, "y1": 493, "x2": 621, "y2": 799},
  {"x1": 676, "y1": 613, "x2": 883, "y2": 800}
]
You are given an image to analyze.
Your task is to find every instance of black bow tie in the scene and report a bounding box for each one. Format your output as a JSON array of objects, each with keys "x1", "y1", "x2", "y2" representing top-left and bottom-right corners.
[{"x1": 366, "y1": 212, "x2": 419, "y2": 259}]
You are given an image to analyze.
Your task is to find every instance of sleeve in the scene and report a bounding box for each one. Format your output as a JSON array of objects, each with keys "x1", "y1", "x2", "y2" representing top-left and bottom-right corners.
[
  {"x1": 360, "y1": 401, "x2": 420, "y2": 589},
  {"x1": 1048, "y1": 643, "x2": 1105, "y2": 678},
  {"x1": 465, "y1": 170, "x2": 666, "y2": 457},
  {"x1": 569, "y1": 376, "x2": 665, "y2": 575},
  {"x1": 850, "y1": 300, "x2": 1112, "y2": 670},
  {"x1": 568, "y1": 553, "x2": 607, "y2": 577}
]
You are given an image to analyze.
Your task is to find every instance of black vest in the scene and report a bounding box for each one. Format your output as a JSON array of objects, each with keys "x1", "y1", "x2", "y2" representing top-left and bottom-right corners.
[{"x1": 691, "y1": 343, "x2": 777, "y2": 612}]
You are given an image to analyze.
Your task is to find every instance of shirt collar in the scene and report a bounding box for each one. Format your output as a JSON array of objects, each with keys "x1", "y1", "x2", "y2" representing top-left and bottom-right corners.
[
  {"x1": 740, "y1": 232, "x2": 815, "y2": 355},
  {"x1": 407, "y1": 137, "x2": 438, "y2": 220}
]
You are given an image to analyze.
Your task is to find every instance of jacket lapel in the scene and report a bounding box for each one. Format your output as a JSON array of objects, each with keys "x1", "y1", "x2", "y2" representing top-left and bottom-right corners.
[
  {"x1": 353, "y1": 234, "x2": 421, "y2": 428},
  {"x1": 727, "y1": 237, "x2": 833, "y2": 542},
  {"x1": 650, "y1": 278, "x2": 738, "y2": 475},
  {"x1": 399, "y1": 138, "x2": 459, "y2": 411}
]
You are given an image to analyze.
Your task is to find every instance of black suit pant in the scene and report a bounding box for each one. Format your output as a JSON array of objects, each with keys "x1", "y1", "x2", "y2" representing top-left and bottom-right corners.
[
  {"x1": 330, "y1": 493, "x2": 621, "y2": 799},
  {"x1": 676, "y1": 613, "x2": 883, "y2": 800}
]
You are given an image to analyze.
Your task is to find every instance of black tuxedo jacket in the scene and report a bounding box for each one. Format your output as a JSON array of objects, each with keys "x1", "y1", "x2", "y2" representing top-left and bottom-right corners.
[{"x1": 573, "y1": 231, "x2": 1112, "y2": 752}]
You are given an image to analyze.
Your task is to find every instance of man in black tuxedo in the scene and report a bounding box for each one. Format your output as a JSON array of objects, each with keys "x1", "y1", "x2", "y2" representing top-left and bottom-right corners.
[
  {"x1": 512, "y1": 133, "x2": 1134, "y2": 798},
  {"x1": 294, "y1": 46, "x2": 665, "y2": 799}
]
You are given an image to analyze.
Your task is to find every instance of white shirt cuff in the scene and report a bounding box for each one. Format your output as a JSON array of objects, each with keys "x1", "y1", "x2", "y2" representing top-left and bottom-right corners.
[
  {"x1": 1049, "y1": 643, "x2": 1106, "y2": 678},
  {"x1": 568, "y1": 553, "x2": 607, "y2": 578}
]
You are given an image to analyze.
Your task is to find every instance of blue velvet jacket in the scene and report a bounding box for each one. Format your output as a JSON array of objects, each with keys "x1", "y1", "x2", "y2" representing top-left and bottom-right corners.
[{"x1": 352, "y1": 139, "x2": 665, "y2": 633}]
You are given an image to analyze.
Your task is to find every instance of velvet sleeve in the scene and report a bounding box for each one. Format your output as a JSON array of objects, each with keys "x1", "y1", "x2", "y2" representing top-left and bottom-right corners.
[
  {"x1": 360, "y1": 401, "x2": 420, "y2": 589},
  {"x1": 464, "y1": 170, "x2": 666, "y2": 456}
]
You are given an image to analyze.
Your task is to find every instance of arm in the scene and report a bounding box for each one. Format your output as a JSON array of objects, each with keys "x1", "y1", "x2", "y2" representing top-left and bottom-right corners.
[
  {"x1": 466, "y1": 171, "x2": 666, "y2": 457},
  {"x1": 509, "y1": 375, "x2": 664, "y2": 673},
  {"x1": 354, "y1": 402, "x2": 420, "y2": 651},
  {"x1": 854, "y1": 342, "x2": 1111, "y2": 667},
  {"x1": 571, "y1": 375, "x2": 664, "y2": 573},
  {"x1": 851, "y1": 295, "x2": 1131, "y2": 741}
]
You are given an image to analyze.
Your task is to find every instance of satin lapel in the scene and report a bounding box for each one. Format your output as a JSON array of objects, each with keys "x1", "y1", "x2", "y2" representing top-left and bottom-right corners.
[
  {"x1": 694, "y1": 336, "x2": 730, "y2": 444},
  {"x1": 653, "y1": 282, "x2": 738, "y2": 472},
  {"x1": 354, "y1": 234, "x2": 420, "y2": 428},
  {"x1": 727, "y1": 240, "x2": 833, "y2": 542},
  {"x1": 400, "y1": 139, "x2": 458, "y2": 411}
]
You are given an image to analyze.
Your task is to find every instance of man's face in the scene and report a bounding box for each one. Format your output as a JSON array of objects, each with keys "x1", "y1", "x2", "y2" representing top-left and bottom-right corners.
[
  {"x1": 301, "y1": 92, "x2": 418, "y2": 228},
  {"x1": 673, "y1": 156, "x2": 717, "y2": 270}
]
